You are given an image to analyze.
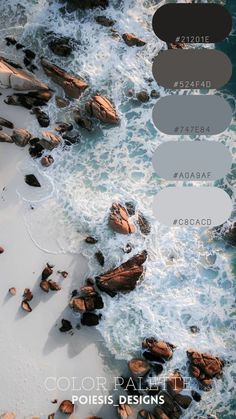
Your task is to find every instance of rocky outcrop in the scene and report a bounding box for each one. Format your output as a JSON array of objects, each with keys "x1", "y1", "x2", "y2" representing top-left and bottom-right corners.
[
  {"x1": 86, "y1": 95, "x2": 119, "y2": 124},
  {"x1": 142, "y1": 338, "x2": 175, "y2": 361},
  {"x1": 96, "y1": 251, "x2": 147, "y2": 297},
  {"x1": 5, "y1": 90, "x2": 53, "y2": 109},
  {"x1": 70, "y1": 285, "x2": 104, "y2": 313},
  {"x1": 122, "y1": 33, "x2": 146, "y2": 47},
  {"x1": 41, "y1": 58, "x2": 88, "y2": 99},
  {"x1": 109, "y1": 203, "x2": 136, "y2": 234},
  {"x1": 39, "y1": 131, "x2": 61, "y2": 150},
  {"x1": 66, "y1": 0, "x2": 109, "y2": 9},
  {"x1": 0, "y1": 56, "x2": 48, "y2": 91},
  {"x1": 12, "y1": 128, "x2": 32, "y2": 147},
  {"x1": 187, "y1": 349, "x2": 224, "y2": 387}
]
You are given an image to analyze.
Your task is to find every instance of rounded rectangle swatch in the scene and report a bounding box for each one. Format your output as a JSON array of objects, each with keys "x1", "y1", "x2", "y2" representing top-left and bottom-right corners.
[
  {"x1": 152, "y1": 4, "x2": 232, "y2": 44},
  {"x1": 152, "y1": 95, "x2": 232, "y2": 136},
  {"x1": 152, "y1": 49, "x2": 232, "y2": 90},
  {"x1": 152, "y1": 141, "x2": 232, "y2": 181},
  {"x1": 153, "y1": 187, "x2": 232, "y2": 227}
]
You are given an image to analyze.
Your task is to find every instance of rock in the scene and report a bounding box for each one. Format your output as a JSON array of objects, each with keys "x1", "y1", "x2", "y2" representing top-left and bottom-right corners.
[
  {"x1": 224, "y1": 222, "x2": 236, "y2": 245},
  {"x1": 0, "y1": 246, "x2": 4, "y2": 254},
  {"x1": 142, "y1": 338, "x2": 175, "y2": 361},
  {"x1": 0, "y1": 133, "x2": 13, "y2": 143},
  {"x1": 70, "y1": 285, "x2": 104, "y2": 313},
  {"x1": 29, "y1": 140, "x2": 44, "y2": 159},
  {"x1": 85, "y1": 236, "x2": 98, "y2": 244},
  {"x1": 21, "y1": 300, "x2": 32, "y2": 312},
  {"x1": 59, "y1": 271, "x2": 68, "y2": 278},
  {"x1": 48, "y1": 280, "x2": 61, "y2": 291},
  {"x1": 123, "y1": 244, "x2": 132, "y2": 254},
  {"x1": 48, "y1": 414, "x2": 55, "y2": 419},
  {"x1": 16, "y1": 43, "x2": 25, "y2": 50},
  {"x1": 96, "y1": 250, "x2": 147, "y2": 297},
  {"x1": 167, "y1": 43, "x2": 187, "y2": 50},
  {"x1": 0, "y1": 56, "x2": 48, "y2": 90},
  {"x1": 55, "y1": 123, "x2": 73, "y2": 133},
  {"x1": 40, "y1": 280, "x2": 50, "y2": 293},
  {"x1": 41, "y1": 58, "x2": 88, "y2": 99},
  {"x1": 122, "y1": 33, "x2": 146, "y2": 47},
  {"x1": 32, "y1": 107, "x2": 50, "y2": 127},
  {"x1": 155, "y1": 391, "x2": 182, "y2": 419},
  {"x1": 12, "y1": 128, "x2": 32, "y2": 147},
  {"x1": 81, "y1": 312, "x2": 101, "y2": 326},
  {"x1": 150, "y1": 90, "x2": 160, "y2": 99},
  {"x1": 23, "y1": 288, "x2": 33, "y2": 301},
  {"x1": 153, "y1": 407, "x2": 169, "y2": 419},
  {"x1": 95, "y1": 16, "x2": 115, "y2": 27},
  {"x1": 9, "y1": 287, "x2": 16, "y2": 295},
  {"x1": 24, "y1": 49, "x2": 36, "y2": 60},
  {"x1": 138, "y1": 213, "x2": 151, "y2": 235},
  {"x1": 142, "y1": 350, "x2": 165, "y2": 364},
  {"x1": 65, "y1": 0, "x2": 109, "y2": 10},
  {"x1": 0, "y1": 117, "x2": 14, "y2": 129},
  {"x1": 48, "y1": 36, "x2": 73, "y2": 57},
  {"x1": 59, "y1": 319, "x2": 73, "y2": 332},
  {"x1": 41, "y1": 155, "x2": 54, "y2": 167},
  {"x1": 167, "y1": 371, "x2": 185, "y2": 394},
  {"x1": 189, "y1": 325, "x2": 200, "y2": 334},
  {"x1": 117, "y1": 404, "x2": 133, "y2": 419},
  {"x1": 86, "y1": 95, "x2": 119, "y2": 124},
  {"x1": 0, "y1": 413, "x2": 16, "y2": 419},
  {"x1": 109, "y1": 203, "x2": 136, "y2": 235},
  {"x1": 136, "y1": 91, "x2": 149, "y2": 103},
  {"x1": 55, "y1": 96, "x2": 70, "y2": 108},
  {"x1": 39, "y1": 131, "x2": 61, "y2": 150},
  {"x1": 128, "y1": 359, "x2": 150, "y2": 377},
  {"x1": 191, "y1": 390, "x2": 201, "y2": 402},
  {"x1": 59, "y1": 400, "x2": 74, "y2": 414},
  {"x1": 74, "y1": 110, "x2": 93, "y2": 131},
  {"x1": 5, "y1": 90, "x2": 53, "y2": 109},
  {"x1": 5, "y1": 36, "x2": 17, "y2": 45},
  {"x1": 138, "y1": 411, "x2": 156, "y2": 419},
  {"x1": 95, "y1": 251, "x2": 105, "y2": 266},
  {"x1": 42, "y1": 263, "x2": 53, "y2": 280},
  {"x1": 174, "y1": 393, "x2": 192, "y2": 409},
  {"x1": 187, "y1": 349, "x2": 224, "y2": 386},
  {"x1": 152, "y1": 364, "x2": 164, "y2": 376},
  {"x1": 25, "y1": 174, "x2": 41, "y2": 187}
]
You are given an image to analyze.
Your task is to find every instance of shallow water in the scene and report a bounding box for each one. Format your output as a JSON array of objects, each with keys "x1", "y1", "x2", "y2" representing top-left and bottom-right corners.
[{"x1": 0, "y1": 0, "x2": 236, "y2": 417}]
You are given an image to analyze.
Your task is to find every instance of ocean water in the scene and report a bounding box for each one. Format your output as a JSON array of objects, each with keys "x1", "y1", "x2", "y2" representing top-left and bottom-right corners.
[{"x1": 0, "y1": 0, "x2": 236, "y2": 417}]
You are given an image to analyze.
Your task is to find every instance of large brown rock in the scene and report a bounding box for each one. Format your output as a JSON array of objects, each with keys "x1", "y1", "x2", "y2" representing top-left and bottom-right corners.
[
  {"x1": 122, "y1": 33, "x2": 146, "y2": 47},
  {"x1": 109, "y1": 203, "x2": 136, "y2": 234},
  {"x1": 96, "y1": 251, "x2": 147, "y2": 297},
  {"x1": 12, "y1": 128, "x2": 32, "y2": 147},
  {"x1": 0, "y1": 56, "x2": 48, "y2": 91},
  {"x1": 59, "y1": 400, "x2": 74, "y2": 414},
  {"x1": 70, "y1": 285, "x2": 104, "y2": 313},
  {"x1": 128, "y1": 359, "x2": 150, "y2": 377},
  {"x1": 39, "y1": 131, "x2": 61, "y2": 150},
  {"x1": 41, "y1": 58, "x2": 88, "y2": 99},
  {"x1": 187, "y1": 349, "x2": 224, "y2": 387},
  {"x1": 142, "y1": 338, "x2": 175, "y2": 361},
  {"x1": 86, "y1": 95, "x2": 119, "y2": 124}
]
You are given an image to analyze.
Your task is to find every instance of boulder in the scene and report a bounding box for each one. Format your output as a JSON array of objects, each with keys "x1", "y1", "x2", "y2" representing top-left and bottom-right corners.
[
  {"x1": 109, "y1": 203, "x2": 136, "y2": 234},
  {"x1": 86, "y1": 95, "x2": 119, "y2": 124},
  {"x1": 122, "y1": 33, "x2": 146, "y2": 47},
  {"x1": 0, "y1": 132, "x2": 13, "y2": 143},
  {"x1": 32, "y1": 107, "x2": 50, "y2": 127},
  {"x1": 9, "y1": 287, "x2": 16, "y2": 295},
  {"x1": 155, "y1": 391, "x2": 181, "y2": 419},
  {"x1": 117, "y1": 404, "x2": 133, "y2": 419},
  {"x1": 5, "y1": 90, "x2": 53, "y2": 109},
  {"x1": 0, "y1": 56, "x2": 48, "y2": 91},
  {"x1": 70, "y1": 285, "x2": 104, "y2": 313},
  {"x1": 0, "y1": 117, "x2": 14, "y2": 129},
  {"x1": 95, "y1": 251, "x2": 105, "y2": 266},
  {"x1": 136, "y1": 91, "x2": 149, "y2": 103},
  {"x1": 55, "y1": 96, "x2": 70, "y2": 108},
  {"x1": 96, "y1": 250, "x2": 147, "y2": 297},
  {"x1": 12, "y1": 128, "x2": 32, "y2": 147},
  {"x1": 137, "y1": 212, "x2": 151, "y2": 235},
  {"x1": 59, "y1": 319, "x2": 73, "y2": 332},
  {"x1": 167, "y1": 371, "x2": 185, "y2": 394},
  {"x1": 81, "y1": 312, "x2": 101, "y2": 326},
  {"x1": 187, "y1": 349, "x2": 224, "y2": 387},
  {"x1": 59, "y1": 400, "x2": 74, "y2": 414},
  {"x1": 95, "y1": 16, "x2": 115, "y2": 27},
  {"x1": 74, "y1": 109, "x2": 93, "y2": 131},
  {"x1": 65, "y1": 0, "x2": 108, "y2": 9},
  {"x1": 48, "y1": 36, "x2": 74, "y2": 57},
  {"x1": 21, "y1": 300, "x2": 32, "y2": 312},
  {"x1": 142, "y1": 338, "x2": 175, "y2": 361},
  {"x1": 41, "y1": 58, "x2": 88, "y2": 99},
  {"x1": 128, "y1": 359, "x2": 150, "y2": 377},
  {"x1": 25, "y1": 174, "x2": 41, "y2": 187},
  {"x1": 85, "y1": 236, "x2": 98, "y2": 244},
  {"x1": 39, "y1": 131, "x2": 61, "y2": 150},
  {"x1": 41, "y1": 155, "x2": 54, "y2": 167},
  {"x1": 48, "y1": 280, "x2": 61, "y2": 291},
  {"x1": 42, "y1": 263, "x2": 53, "y2": 280}
]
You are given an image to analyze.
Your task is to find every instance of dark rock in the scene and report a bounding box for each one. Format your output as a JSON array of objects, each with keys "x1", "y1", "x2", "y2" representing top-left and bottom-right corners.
[
  {"x1": 81, "y1": 312, "x2": 101, "y2": 326},
  {"x1": 24, "y1": 174, "x2": 41, "y2": 187},
  {"x1": 41, "y1": 155, "x2": 54, "y2": 167},
  {"x1": 136, "y1": 91, "x2": 149, "y2": 103},
  {"x1": 5, "y1": 36, "x2": 17, "y2": 46},
  {"x1": 122, "y1": 33, "x2": 146, "y2": 47},
  {"x1": 0, "y1": 246, "x2": 4, "y2": 254},
  {"x1": 0, "y1": 132, "x2": 13, "y2": 143},
  {"x1": 48, "y1": 37, "x2": 73, "y2": 57},
  {"x1": 86, "y1": 95, "x2": 119, "y2": 124},
  {"x1": 42, "y1": 263, "x2": 53, "y2": 280},
  {"x1": 32, "y1": 107, "x2": 50, "y2": 127},
  {"x1": 55, "y1": 123, "x2": 73, "y2": 133},
  {"x1": 95, "y1": 16, "x2": 115, "y2": 27},
  {"x1": 142, "y1": 350, "x2": 165, "y2": 364},
  {"x1": 65, "y1": 0, "x2": 109, "y2": 10},
  {"x1": 29, "y1": 141, "x2": 44, "y2": 159},
  {"x1": 12, "y1": 128, "x2": 32, "y2": 147},
  {"x1": 0, "y1": 117, "x2": 14, "y2": 129},
  {"x1": 224, "y1": 222, "x2": 236, "y2": 246},
  {"x1": 123, "y1": 243, "x2": 132, "y2": 254},
  {"x1": 85, "y1": 236, "x2": 98, "y2": 244},
  {"x1": 62, "y1": 132, "x2": 80, "y2": 145},
  {"x1": 117, "y1": 404, "x2": 133, "y2": 419},
  {"x1": 154, "y1": 406, "x2": 170, "y2": 419},
  {"x1": 41, "y1": 58, "x2": 88, "y2": 99},
  {"x1": 174, "y1": 393, "x2": 192, "y2": 409},
  {"x1": 59, "y1": 319, "x2": 73, "y2": 332},
  {"x1": 167, "y1": 371, "x2": 185, "y2": 394},
  {"x1": 39, "y1": 131, "x2": 61, "y2": 150},
  {"x1": 95, "y1": 251, "x2": 105, "y2": 266},
  {"x1": 125, "y1": 201, "x2": 136, "y2": 216},
  {"x1": 40, "y1": 280, "x2": 50, "y2": 293},
  {"x1": 128, "y1": 359, "x2": 150, "y2": 377},
  {"x1": 152, "y1": 364, "x2": 164, "y2": 375},
  {"x1": 109, "y1": 202, "x2": 136, "y2": 234},
  {"x1": 138, "y1": 212, "x2": 151, "y2": 235},
  {"x1": 55, "y1": 96, "x2": 70, "y2": 108},
  {"x1": 24, "y1": 57, "x2": 31, "y2": 67},
  {"x1": 187, "y1": 349, "x2": 224, "y2": 387},
  {"x1": 23, "y1": 288, "x2": 33, "y2": 301},
  {"x1": 151, "y1": 90, "x2": 160, "y2": 99},
  {"x1": 120, "y1": 377, "x2": 141, "y2": 396},
  {"x1": 189, "y1": 325, "x2": 200, "y2": 334},
  {"x1": 24, "y1": 49, "x2": 36, "y2": 60},
  {"x1": 74, "y1": 110, "x2": 93, "y2": 131},
  {"x1": 155, "y1": 391, "x2": 182, "y2": 419},
  {"x1": 16, "y1": 43, "x2": 25, "y2": 50},
  {"x1": 70, "y1": 285, "x2": 104, "y2": 313},
  {"x1": 142, "y1": 338, "x2": 175, "y2": 361},
  {"x1": 96, "y1": 250, "x2": 147, "y2": 297},
  {"x1": 167, "y1": 43, "x2": 187, "y2": 50},
  {"x1": 191, "y1": 390, "x2": 201, "y2": 402},
  {"x1": 5, "y1": 90, "x2": 53, "y2": 109}
]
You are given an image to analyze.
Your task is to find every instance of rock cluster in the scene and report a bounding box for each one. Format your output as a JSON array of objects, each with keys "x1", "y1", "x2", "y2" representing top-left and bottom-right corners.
[{"x1": 187, "y1": 349, "x2": 224, "y2": 387}]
